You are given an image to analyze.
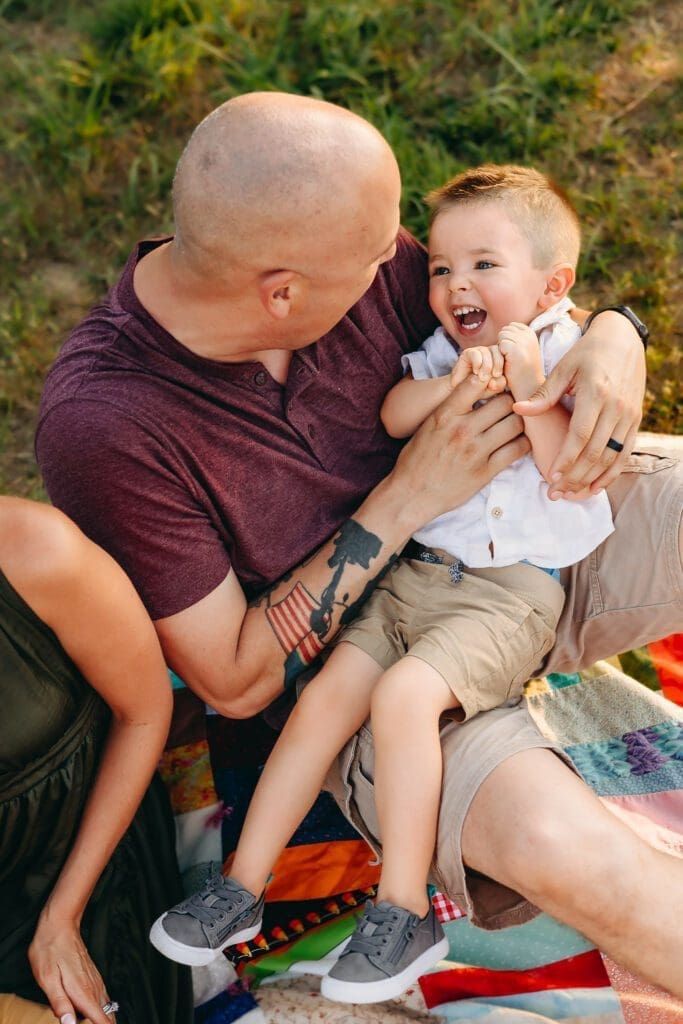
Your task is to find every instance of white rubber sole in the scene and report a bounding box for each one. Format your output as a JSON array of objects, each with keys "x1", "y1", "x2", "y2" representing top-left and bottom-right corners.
[
  {"x1": 149, "y1": 913, "x2": 262, "y2": 966},
  {"x1": 320, "y1": 934, "x2": 449, "y2": 1003}
]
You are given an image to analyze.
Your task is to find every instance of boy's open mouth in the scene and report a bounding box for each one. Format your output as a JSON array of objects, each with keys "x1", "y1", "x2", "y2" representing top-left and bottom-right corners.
[{"x1": 452, "y1": 305, "x2": 487, "y2": 332}]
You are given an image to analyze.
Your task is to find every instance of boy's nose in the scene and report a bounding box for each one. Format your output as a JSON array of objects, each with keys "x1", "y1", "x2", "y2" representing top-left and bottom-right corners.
[{"x1": 448, "y1": 273, "x2": 469, "y2": 292}]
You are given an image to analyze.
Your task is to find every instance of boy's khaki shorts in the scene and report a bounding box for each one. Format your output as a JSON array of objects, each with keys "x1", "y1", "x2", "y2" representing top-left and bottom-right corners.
[
  {"x1": 325, "y1": 447, "x2": 683, "y2": 930},
  {"x1": 340, "y1": 559, "x2": 565, "y2": 720}
]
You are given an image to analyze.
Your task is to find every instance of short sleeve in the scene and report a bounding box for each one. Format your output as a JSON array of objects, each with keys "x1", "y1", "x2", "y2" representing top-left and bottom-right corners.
[
  {"x1": 36, "y1": 399, "x2": 232, "y2": 619},
  {"x1": 382, "y1": 228, "x2": 438, "y2": 351},
  {"x1": 401, "y1": 327, "x2": 459, "y2": 380},
  {"x1": 538, "y1": 311, "x2": 582, "y2": 414}
]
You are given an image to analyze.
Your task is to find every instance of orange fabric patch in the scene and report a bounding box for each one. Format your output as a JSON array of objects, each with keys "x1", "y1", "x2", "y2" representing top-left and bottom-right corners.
[
  {"x1": 225, "y1": 839, "x2": 380, "y2": 902},
  {"x1": 649, "y1": 635, "x2": 683, "y2": 705}
]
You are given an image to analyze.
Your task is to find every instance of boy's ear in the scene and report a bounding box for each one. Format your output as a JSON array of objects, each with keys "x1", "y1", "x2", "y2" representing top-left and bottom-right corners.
[
  {"x1": 258, "y1": 269, "x2": 301, "y2": 320},
  {"x1": 538, "y1": 264, "x2": 575, "y2": 310}
]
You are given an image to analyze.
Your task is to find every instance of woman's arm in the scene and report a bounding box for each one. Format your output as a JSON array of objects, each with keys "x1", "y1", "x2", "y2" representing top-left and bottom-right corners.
[{"x1": 0, "y1": 499, "x2": 173, "y2": 1024}]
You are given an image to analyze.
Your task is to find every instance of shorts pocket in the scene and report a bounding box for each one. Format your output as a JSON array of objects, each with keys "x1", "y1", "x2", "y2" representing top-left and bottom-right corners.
[
  {"x1": 505, "y1": 615, "x2": 558, "y2": 698},
  {"x1": 340, "y1": 724, "x2": 383, "y2": 857},
  {"x1": 622, "y1": 450, "x2": 676, "y2": 474}
]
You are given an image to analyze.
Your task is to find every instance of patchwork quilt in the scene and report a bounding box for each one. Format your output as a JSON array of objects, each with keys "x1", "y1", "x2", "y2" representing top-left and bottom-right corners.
[{"x1": 160, "y1": 630, "x2": 683, "y2": 1024}]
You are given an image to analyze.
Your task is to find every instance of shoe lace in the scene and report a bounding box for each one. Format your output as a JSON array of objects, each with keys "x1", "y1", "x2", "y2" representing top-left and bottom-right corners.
[
  {"x1": 181, "y1": 873, "x2": 243, "y2": 927},
  {"x1": 343, "y1": 902, "x2": 414, "y2": 962}
]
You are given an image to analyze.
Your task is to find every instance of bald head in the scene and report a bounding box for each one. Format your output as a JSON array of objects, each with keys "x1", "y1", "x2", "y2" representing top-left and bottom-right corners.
[{"x1": 172, "y1": 92, "x2": 399, "y2": 282}]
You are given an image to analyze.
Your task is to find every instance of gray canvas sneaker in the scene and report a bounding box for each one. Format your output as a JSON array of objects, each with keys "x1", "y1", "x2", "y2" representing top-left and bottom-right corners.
[
  {"x1": 150, "y1": 873, "x2": 264, "y2": 966},
  {"x1": 320, "y1": 899, "x2": 449, "y2": 1003}
]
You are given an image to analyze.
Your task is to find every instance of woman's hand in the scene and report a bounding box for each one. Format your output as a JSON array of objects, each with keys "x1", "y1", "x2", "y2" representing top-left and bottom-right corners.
[
  {"x1": 512, "y1": 310, "x2": 645, "y2": 497},
  {"x1": 28, "y1": 915, "x2": 117, "y2": 1024}
]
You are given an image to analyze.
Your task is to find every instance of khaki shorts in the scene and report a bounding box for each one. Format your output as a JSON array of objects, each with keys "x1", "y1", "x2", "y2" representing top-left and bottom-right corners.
[
  {"x1": 325, "y1": 446, "x2": 682, "y2": 930},
  {"x1": 547, "y1": 447, "x2": 683, "y2": 673},
  {"x1": 340, "y1": 559, "x2": 565, "y2": 720}
]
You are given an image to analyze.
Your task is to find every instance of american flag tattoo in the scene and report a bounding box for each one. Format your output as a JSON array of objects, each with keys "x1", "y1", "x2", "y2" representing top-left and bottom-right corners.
[{"x1": 266, "y1": 581, "x2": 325, "y2": 666}]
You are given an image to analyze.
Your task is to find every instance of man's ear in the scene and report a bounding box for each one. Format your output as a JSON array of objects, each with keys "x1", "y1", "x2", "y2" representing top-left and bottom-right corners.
[
  {"x1": 258, "y1": 269, "x2": 300, "y2": 320},
  {"x1": 538, "y1": 263, "x2": 575, "y2": 310}
]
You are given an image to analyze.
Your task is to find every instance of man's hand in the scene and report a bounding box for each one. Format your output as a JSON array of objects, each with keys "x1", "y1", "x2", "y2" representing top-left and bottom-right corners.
[
  {"x1": 391, "y1": 372, "x2": 529, "y2": 529},
  {"x1": 498, "y1": 322, "x2": 544, "y2": 401},
  {"x1": 512, "y1": 310, "x2": 645, "y2": 496}
]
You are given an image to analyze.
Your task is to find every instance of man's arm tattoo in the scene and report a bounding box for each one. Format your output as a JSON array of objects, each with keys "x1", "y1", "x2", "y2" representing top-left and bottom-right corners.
[
  {"x1": 310, "y1": 520, "x2": 382, "y2": 637},
  {"x1": 258, "y1": 520, "x2": 386, "y2": 689},
  {"x1": 265, "y1": 581, "x2": 325, "y2": 665},
  {"x1": 339, "y1": 550, "x2": 399, "y2": 627}
]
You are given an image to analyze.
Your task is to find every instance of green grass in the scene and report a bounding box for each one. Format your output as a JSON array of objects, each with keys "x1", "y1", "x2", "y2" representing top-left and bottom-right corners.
[{"x1": 1, "y1": 0, "x2": 681, "y2": 495}]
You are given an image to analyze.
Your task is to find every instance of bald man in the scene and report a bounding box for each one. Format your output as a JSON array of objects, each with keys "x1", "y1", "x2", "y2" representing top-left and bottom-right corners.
[{"x1": 36, "y1": 93, "x2": 682, "y2": 997}]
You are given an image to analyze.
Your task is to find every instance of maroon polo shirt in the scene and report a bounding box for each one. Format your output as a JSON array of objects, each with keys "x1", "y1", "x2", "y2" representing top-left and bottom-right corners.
[{"x1": 36, "y1": 229, "x2": 436, "y2": 619}]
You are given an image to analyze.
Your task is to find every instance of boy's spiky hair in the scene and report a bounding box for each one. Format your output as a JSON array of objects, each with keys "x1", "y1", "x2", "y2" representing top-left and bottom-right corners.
[{"x1": 425, "y1": 164, "x2": 581, "y2": 269}]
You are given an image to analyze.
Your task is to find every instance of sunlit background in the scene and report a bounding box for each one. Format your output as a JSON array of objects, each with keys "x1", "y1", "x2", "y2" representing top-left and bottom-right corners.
[{"x1": 1, "y1": 0, "x2": 680, "y2": 495}]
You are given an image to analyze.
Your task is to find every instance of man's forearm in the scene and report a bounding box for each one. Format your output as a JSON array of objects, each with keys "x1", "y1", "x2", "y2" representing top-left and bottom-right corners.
[
  {"x1": 227, "y1": 477, "x2": 415, "y2": 715},
  {"x1": 159, "y1": 382, "x2": 530, "y2": 718}
]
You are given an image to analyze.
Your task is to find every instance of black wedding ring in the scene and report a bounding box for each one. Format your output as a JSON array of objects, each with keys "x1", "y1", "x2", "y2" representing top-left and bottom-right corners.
[{"x1": 606, "y1": 437, "x2": 624, "y2": 453}]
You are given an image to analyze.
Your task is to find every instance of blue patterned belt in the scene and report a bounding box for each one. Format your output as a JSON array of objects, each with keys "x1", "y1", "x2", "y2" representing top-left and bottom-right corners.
[{"x1": 403, "y1": 540, "x2": 464, "y2": 583}]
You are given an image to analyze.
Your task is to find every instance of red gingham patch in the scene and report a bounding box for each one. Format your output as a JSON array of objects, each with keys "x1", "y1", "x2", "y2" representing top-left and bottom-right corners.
[{"x1": 432, "y1": 891, "x2": 466, "y2": 923}]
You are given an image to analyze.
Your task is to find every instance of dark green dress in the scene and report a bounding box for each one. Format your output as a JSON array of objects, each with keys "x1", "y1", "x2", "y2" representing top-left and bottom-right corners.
[{"x1": 0, "y1": 569, "x2": 193, "y2": 1023}]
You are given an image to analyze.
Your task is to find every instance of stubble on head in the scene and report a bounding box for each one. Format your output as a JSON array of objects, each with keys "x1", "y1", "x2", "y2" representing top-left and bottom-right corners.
[{"x1": 170, "y1": 91, "x2": 400, "y2": 290}]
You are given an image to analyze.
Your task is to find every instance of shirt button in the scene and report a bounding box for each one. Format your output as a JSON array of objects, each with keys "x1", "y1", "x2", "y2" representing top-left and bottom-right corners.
[
  {"x1": 296, "y1": 366, "x2": 306, "y2": 378},
  {"x1": 254, "y1": 370, "x2": 267, "y2": 386},
  {"x1": 307, "y1": 424, "x2": 316, "y2": 439},
  {"x1": 490, "y1": 506, "x2": 503, "y2": 518}
]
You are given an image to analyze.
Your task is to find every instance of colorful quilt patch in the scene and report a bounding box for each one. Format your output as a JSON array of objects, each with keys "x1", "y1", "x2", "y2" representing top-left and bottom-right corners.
[
  {"x1": 170, "y1": 649, "x2": 683, "y2": 1022},
  {"x1": 158, "y1": 739, "x2": 218, "y2": 814}
]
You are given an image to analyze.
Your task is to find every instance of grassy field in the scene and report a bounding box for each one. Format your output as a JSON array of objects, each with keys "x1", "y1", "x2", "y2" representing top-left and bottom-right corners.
[{"x1": 0, "y1": 0, "x2": 680, "y2": 497}]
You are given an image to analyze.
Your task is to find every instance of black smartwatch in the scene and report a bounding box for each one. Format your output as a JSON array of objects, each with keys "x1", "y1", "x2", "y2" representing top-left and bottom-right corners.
[{"x1": 582, "y1": 305, "x2": 649, "y2": 350}]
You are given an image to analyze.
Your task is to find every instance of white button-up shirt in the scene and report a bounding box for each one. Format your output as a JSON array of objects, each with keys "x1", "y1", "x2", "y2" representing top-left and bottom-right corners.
[{"x1": 403, "y1": 299, "x2": 614, "y2": 569}]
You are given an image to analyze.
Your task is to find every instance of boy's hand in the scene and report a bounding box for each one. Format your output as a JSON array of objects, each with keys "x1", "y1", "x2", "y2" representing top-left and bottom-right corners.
[
  {"x1": 498, "y1": 323, "x2": 543, "y2": 401},
  {"x1": 450, "y1": 345, "x2": 506, "y2": 393}
]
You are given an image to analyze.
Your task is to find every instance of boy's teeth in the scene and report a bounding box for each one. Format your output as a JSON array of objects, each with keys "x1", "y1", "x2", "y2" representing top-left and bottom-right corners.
[{"x1": 453, "y1": 306, "x2": 486, "y2": 330}]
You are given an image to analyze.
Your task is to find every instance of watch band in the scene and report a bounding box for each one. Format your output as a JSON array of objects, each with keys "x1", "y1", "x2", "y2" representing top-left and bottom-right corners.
[{"x1": 582, "y1": 305, "x2": 649, "y2": 350}]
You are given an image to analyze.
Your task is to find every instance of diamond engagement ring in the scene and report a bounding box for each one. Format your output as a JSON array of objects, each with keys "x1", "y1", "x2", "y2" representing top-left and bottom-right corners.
[{"x1": 101, "y1": 1002, "x2": 119, "y2": 1015}]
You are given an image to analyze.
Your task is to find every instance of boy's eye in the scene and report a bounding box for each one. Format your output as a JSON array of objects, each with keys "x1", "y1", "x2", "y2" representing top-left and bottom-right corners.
[
  {"x1": 431, "y1": 266, "x2": 449, "y2": 277},
  {"x1": 475, "y1": 260, "x2": 494, "y2": 270}
]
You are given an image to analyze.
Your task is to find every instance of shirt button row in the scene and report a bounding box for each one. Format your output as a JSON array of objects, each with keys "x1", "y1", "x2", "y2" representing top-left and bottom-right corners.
[{"x1": 490, "y1": 506, "x2": 503, "y2": 518}]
